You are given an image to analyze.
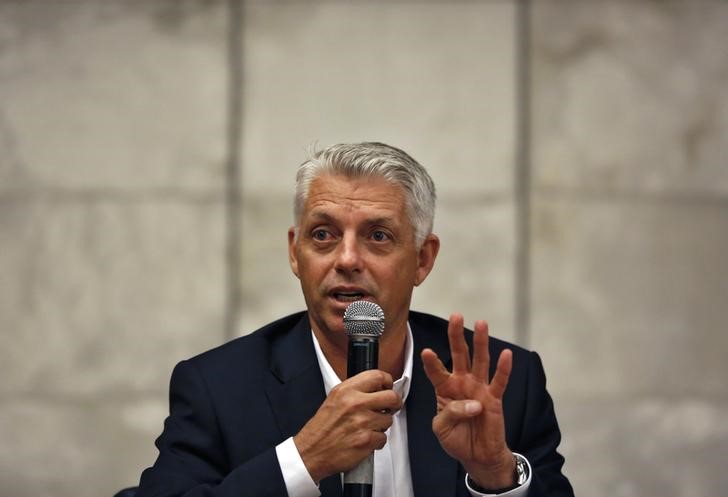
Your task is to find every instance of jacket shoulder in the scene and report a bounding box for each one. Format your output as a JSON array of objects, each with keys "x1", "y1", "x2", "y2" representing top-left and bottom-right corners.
[{"x1": 184, "y1": 311, "x2": 308, "y2": 374}]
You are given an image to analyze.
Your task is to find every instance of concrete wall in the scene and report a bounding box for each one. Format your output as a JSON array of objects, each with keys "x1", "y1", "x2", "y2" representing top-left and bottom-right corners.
[
  {"x1": 0, "y1": 1, "x2": 726, "y2": 496},
  {"x1": 530, "y1": 2, "x2": 728, "y2": 495}
]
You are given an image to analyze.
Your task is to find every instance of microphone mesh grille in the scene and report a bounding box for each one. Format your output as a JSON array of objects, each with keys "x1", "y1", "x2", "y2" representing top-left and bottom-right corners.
[{"x1": 343, "y1": 301, "x2": 385, "y2": 338}]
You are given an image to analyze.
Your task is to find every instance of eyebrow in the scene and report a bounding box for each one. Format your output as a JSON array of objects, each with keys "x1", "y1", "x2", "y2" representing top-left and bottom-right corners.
[
  {"x1": 307, "y1": 211, "x2": 397, "y2": 228},
  {"x1": 307, "y1": 211, "x2": 337, "y2": 224}
]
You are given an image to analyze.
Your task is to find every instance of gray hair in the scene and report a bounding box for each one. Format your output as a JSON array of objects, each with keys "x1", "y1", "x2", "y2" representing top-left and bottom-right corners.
[{"x1": 293, "y1": 142, "x2": 436, "y2": 247}]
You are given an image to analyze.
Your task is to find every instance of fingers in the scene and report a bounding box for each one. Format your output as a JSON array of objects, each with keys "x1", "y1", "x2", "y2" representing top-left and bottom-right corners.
[
  {"x1": 489, "y1": 349, "x2": 512, "y2": 400},
  {"x1": 367, "y1": 431, "x2": 388, "y2": 451},
  {"x1": 447, "y1": 313, "x2": 471, "y2": 374},
  {"x1": 331, "y1": 371, "x2": 402, "y2": 416},
  {"x1": 421, "y1": 348, "x2": 450, "y2": 388},
  {"x1": 344, "y1": 369, "x2": 394, "y2": 393},
  {"x1": 367, "y1": 388, "x2": 403, "y2": 414},
  {"x1": 295, "y1": 372, "x2": 400, "y2": 481},
  {"x1": 424, "y1": 316, "x2": 491, "y2": 388},
  {"x1": 424, "y1": 315, "x2": 513, "y2": 407},
  {"x1": 471, "y1": 320, "x2": 490, "y2": 381},
  {"x1": 330, "y1": 385, "x2": 399, "y2": 433},
  {"x1": 431, "y1": 315, "x2": 491, "y2": 384},
  {"x1": 369, "y1": 409, "x2": 396, "y2": 433}
]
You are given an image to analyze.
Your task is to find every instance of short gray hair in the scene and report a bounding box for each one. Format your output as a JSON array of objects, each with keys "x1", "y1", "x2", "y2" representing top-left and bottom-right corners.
[{"x1": 294, "y1": 142, "x2": 436, "y2": 247}]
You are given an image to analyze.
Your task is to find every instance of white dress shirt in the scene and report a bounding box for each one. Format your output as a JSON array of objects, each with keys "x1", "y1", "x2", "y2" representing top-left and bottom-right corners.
[{"x1": 275, "y1": 325, "x2": 531, "y2": 497}]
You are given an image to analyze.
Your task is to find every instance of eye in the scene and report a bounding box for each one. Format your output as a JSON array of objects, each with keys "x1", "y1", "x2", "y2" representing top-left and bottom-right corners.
[
  {"x1": 312, "y1": 229, "x2": 331, "y2": 241},
  {"x1": 371, "y1": 230, "x2": 390, "y2": 242}
]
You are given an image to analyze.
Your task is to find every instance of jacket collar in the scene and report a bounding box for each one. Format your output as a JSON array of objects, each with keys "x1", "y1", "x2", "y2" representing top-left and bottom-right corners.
[
  {"x1": 264, "y1": 312, "x2": 342, "y2": 496},
  {"x1": 407, "y1": 311, "x2": 460, "y2": 497}
]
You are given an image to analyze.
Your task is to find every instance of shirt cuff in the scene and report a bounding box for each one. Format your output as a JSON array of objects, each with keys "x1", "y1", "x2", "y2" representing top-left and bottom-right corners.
[
  {"x1": 275, "y1": 437, "x2": 321, "y2": 497},
  {"x1": 464, "y1": 453, "x2": 532, "y2": 497}
]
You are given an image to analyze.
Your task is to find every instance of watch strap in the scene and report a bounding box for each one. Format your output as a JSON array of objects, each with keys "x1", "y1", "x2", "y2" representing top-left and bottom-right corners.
[{"x1": 465, "y1": 453, "x2": 530, "y2": 495}]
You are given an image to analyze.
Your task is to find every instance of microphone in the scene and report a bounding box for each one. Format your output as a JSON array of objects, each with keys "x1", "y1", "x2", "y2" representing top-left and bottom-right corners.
[{"x1": 342, "y1": 300, "x2": 385, "y2": 497}]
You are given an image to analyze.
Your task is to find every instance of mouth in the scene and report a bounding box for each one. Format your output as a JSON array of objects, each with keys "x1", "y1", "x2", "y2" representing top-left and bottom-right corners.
[{"x1": 329, "y1": 288, "x2": 370, "y2": 303}]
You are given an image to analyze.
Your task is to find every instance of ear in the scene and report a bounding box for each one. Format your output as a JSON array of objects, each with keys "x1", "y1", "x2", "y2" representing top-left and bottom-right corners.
[
  {"x1": 288, "y1": 227, "x2": 300, "y2": 279},
  {"x1": 414, "y1": 233, "x2": 440, "y2": 286}
]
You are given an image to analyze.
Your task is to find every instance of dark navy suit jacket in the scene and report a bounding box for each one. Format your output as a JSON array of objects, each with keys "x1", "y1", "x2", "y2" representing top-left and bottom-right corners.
[{"x1": 136, "y1": 311, "x2": 573, "y2": 497}]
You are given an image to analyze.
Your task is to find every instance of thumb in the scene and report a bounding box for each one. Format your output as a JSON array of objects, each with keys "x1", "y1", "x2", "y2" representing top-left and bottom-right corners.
[{"x1": 435, "y1": 400, "x2": 482, "y2": 429}]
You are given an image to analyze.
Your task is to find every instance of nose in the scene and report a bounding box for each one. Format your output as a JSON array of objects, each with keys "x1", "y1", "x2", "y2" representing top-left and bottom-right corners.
[{"x1": 334, "y1": 232, "x2": 363, "y2": 274}]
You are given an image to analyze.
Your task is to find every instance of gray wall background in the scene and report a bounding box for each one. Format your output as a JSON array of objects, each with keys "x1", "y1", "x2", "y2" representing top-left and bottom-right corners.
[{"x1": 1, "y1": 1, "x2": 727, "y2": 496}]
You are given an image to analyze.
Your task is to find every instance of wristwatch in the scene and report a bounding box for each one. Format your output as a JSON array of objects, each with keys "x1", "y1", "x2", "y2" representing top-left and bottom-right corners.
[
  {"x1": 466, "y1": 453, "x2": 530, "y2": 494},
  {"x1": 514, "y1": 453, "x2": 529, "y2": 485}
]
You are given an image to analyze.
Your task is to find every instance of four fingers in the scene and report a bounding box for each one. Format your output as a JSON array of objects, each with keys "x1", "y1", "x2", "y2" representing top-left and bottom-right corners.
[{"x1": 422, "y1": 314, "x2": 512, "y2": 400}]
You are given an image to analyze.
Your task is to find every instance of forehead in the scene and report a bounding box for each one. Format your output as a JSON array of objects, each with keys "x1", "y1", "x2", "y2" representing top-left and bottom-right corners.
[{"x1": 302, "y1": 174, "x2": 407, "y2": 221}]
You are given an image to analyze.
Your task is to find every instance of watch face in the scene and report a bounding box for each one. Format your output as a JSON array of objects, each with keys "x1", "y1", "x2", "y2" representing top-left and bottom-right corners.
[{"x1": 515, "y1": 456, "x2": 529, "y2": 485}]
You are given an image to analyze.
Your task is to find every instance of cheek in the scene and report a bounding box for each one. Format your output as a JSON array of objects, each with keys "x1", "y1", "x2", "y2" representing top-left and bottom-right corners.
[
  {"x1": 299, "y1": 258, "x2": 329, "y2": 284},
  {"x1": 376, "y1": 258, "x2": 418, "y2": 285}
]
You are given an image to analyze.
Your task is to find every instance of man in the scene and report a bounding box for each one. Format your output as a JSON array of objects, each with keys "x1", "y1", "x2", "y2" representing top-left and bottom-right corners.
[{"x1": 136, "y1": 142, "x2": 573, "y2": 497}]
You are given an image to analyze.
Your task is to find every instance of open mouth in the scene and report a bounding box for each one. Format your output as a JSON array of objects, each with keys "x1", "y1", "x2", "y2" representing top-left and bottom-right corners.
[{"x1": 332, "y1": 291, "x2": 366, "y2": 302}]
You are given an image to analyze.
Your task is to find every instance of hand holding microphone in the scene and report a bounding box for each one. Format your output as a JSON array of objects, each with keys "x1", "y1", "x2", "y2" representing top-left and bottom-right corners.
[{"x1": 293, "y1": 301, "x2": 400, "y2": 492}]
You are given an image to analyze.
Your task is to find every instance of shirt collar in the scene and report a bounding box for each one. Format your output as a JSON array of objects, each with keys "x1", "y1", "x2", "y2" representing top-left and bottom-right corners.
[{"x1": 311, "y1": 323, "x2": 414, "y2": 403}]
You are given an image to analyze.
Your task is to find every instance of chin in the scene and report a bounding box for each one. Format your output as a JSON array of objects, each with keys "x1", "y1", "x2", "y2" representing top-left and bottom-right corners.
[{"x1": 311, "y1": 311, "x2": 345, "y2": 337}]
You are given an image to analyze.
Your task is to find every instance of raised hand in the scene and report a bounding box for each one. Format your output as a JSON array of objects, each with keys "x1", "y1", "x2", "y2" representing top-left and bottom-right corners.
[
  {"x1": 421, "y1": 314, "x2": 515, "y2": 489},
  {"x1": 293, "y1": 369, "x2": 402, "y2": 483}
]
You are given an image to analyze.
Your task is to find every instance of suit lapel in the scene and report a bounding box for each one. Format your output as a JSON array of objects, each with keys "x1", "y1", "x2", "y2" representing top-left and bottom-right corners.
[
  {"x1": 264, "y1": 313, "x2": 342, "y2": 497},
  {"x1": 407, "y1": 313, "x2": 460, "y2": 497}
]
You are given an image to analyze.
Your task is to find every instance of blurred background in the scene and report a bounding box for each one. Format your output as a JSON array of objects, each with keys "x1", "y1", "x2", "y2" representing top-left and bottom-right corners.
[{"x1": 1, "y1": 1, "x2": 727, "y2": 496}]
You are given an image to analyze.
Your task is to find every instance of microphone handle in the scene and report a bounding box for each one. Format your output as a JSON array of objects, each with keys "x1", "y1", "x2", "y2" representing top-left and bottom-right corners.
[
  {"x1": 343, "y1": 483, "x2": 372, "y2": 497},
  {"x1": 347, "y1": 337, "x2": 379, "y2": 376},
  {"x1": 343, "y1": 337, "x2": 379, "y2": 497}
]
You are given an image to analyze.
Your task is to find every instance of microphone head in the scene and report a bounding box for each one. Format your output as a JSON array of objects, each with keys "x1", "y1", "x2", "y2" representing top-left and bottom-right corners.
[{"x1": 343, "y1": 301, "x2": 385, "y2": 338}]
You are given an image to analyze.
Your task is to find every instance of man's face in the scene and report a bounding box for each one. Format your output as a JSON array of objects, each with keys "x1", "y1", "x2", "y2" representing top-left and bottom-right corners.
[{"x1": 288, "y1": 173, "x2": 438, "y2": 345}]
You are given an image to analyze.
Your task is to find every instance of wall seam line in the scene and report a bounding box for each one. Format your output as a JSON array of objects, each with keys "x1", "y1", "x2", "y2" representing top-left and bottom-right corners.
[
  {"x1": 514, "y1": 0, "x2": 532, "y2": 348},
  {"x1": 224, "y1": 0, "x2": 244, "y2": 341}
]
